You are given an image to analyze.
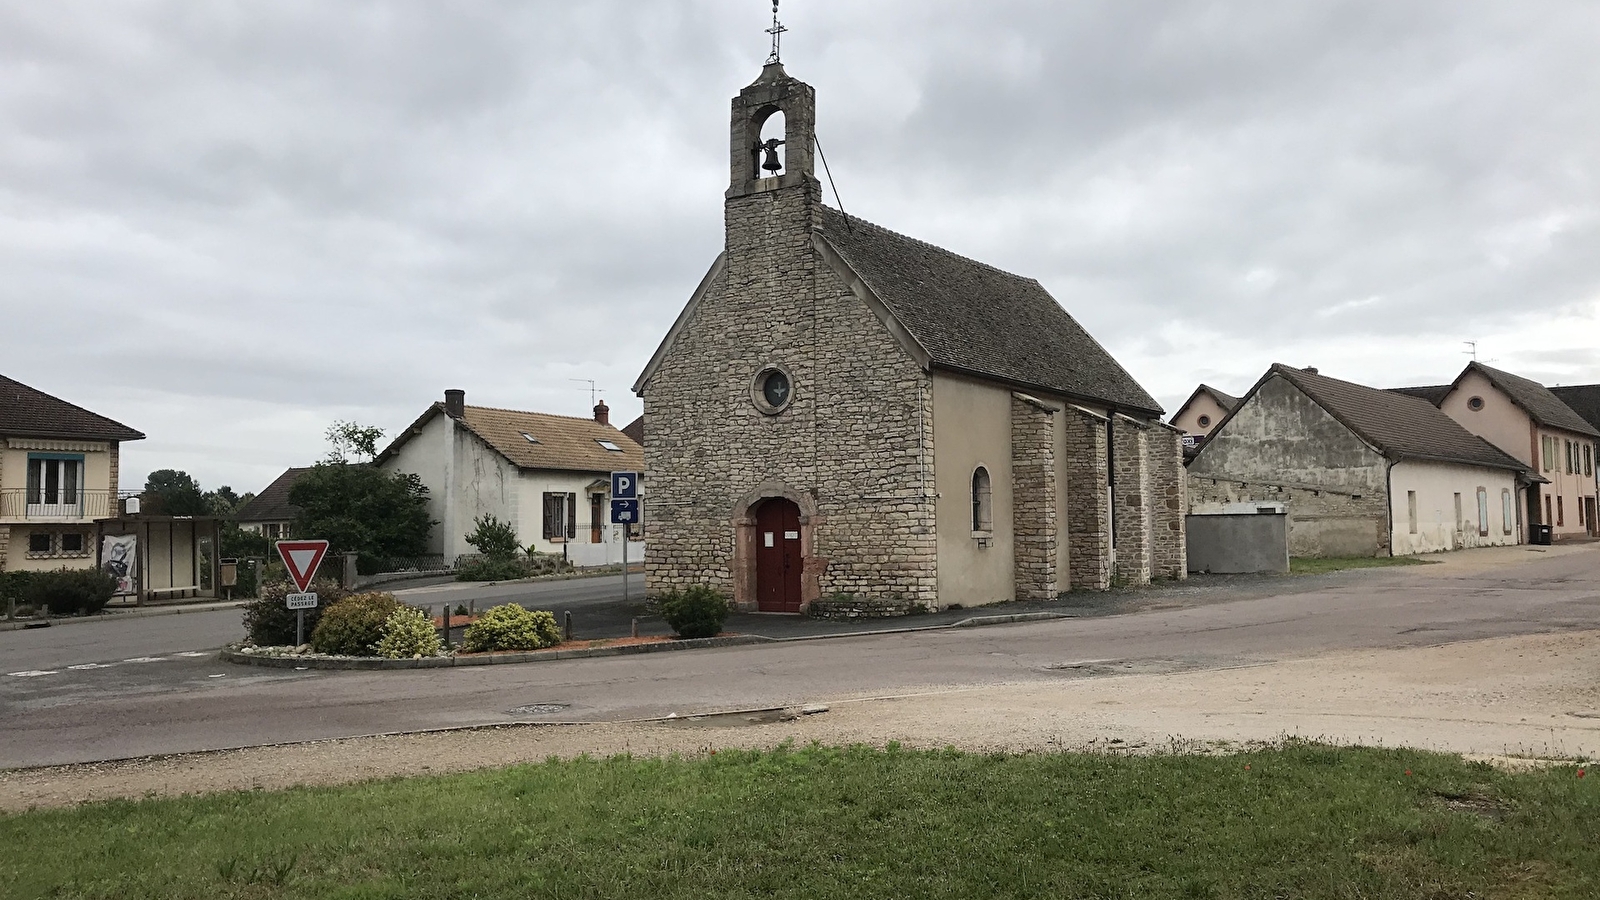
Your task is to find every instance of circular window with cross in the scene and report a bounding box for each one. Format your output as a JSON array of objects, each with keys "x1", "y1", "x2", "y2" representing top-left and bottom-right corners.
[{"x1": 751, "y1": 365, "x2": 795, "y2": 415}]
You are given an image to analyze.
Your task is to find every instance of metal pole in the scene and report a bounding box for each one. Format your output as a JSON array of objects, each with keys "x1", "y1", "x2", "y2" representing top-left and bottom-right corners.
[
  {"x1": 442, "y1": 605, "x2": 452, "y2": 651},
  {"x1": 295, "y1": 609, "x2": 304, "y2": 647},
  {"x1": 563, "y1": 610, "x2": 572, "y2": 641},
  {"x1": 622, "y1": 526, "x2": 629, "y2": 605}
]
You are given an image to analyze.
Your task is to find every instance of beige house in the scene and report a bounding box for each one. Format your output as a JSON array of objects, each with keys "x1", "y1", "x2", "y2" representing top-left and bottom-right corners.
[
  {"x1": 1189, "y1": 365, "x2": 1534, "y2": 557},
  {"x1": 1404, "y1": 363, "x2": 1599, "y2": 540},
  {"x1": 0, "y1": 374, "x2": 143, "y2": 573},
  {"x1": 633, "y1": 61, "x2": 1185, "y2": 614},
  {"x1": 375, "y1": 391, "x2": 645, "y2": 565},
  {"x1": 1169, "y1": 385, "x2": 1239, "y2": 446}
]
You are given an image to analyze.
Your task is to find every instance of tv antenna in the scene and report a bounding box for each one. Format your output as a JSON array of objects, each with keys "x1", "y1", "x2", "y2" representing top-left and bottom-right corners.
[
  {"x1": 1462, "y1": 341, "x2": 1496, "y2": 365},
  {"x1": 570, "y1": 378, "x2": 600, "y2": 407}
]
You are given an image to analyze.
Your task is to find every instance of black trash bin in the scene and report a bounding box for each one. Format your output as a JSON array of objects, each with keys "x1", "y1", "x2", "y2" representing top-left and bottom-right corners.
[{"x1": 1532, "y1": 524, "x2": 1553, "y2": 545}]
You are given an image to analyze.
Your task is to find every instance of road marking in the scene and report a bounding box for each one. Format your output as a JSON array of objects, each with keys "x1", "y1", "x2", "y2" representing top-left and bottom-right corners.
[
  {"x1": 208, "y1": 674, "x2": 226, "y2": 678},
  {"x1": 123, "y1": 657, "x2": 166, "y2": 663},
  {"x1": 67, "y1": 663, "x2": 114, "y2": 670},
  {"x1": 175, "y1": 652, "x2": 210, "y2": 657},
  {"x1": 7, "y1": 670, "x2": 58, "y2": 677}
]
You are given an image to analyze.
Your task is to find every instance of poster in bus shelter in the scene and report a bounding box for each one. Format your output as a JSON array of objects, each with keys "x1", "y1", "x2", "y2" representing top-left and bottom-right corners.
[{"x1": 101, "y1": 534, "x2": 137, "y2": 595}]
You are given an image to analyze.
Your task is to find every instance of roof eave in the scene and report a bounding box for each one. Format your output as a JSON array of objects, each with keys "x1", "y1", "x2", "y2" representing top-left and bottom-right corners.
[{"x1": 930, "y1": 362, "x2": 1165, "y2": 419}]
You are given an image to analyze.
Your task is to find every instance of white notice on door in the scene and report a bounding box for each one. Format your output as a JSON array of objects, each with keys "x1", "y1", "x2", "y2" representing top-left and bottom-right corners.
[
  {"x1": 783, "y1": 531, "x2": 799, "y2": 540},
  {"x1": 764, "y1": 532, "x2": 774, "y2": 547}
]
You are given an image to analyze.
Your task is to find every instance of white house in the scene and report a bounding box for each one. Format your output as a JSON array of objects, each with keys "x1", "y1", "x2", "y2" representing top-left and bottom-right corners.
[{"x1": 375, "y1": 390, "x2": 645, "y2": 566}]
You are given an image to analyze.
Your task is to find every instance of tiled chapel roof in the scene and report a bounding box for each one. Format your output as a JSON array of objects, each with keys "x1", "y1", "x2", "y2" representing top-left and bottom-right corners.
[{"x1": 815, "y1": 206, "x2": 1164, "y2": 417}]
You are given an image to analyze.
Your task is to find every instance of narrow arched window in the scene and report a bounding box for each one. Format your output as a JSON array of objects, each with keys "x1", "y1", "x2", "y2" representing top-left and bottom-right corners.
[
  {"x1": 971, "y1": 466, "x2": 993, "y2": 533},
  {"x1": 755, "y1": 109, "x2": 786, "y2": 177}
]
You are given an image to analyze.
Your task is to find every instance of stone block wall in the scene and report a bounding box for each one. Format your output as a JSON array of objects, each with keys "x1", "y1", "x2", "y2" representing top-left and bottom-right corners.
[
  {"x1": 1010, "y1": 394, "x2": 1058, "y2": 601},
  {"x1": 1188, "y1": 475, "x2": 1389, "y2": 557},
  {"x1": 1061, "y1": 406, "x2": 1111, "y2": 591},
  {"x1": 1112, "y1": 418, "x2": 1152, "y2": 585},
  {"x1": 1148, "y1": 426, "x2": 1188, "y2": 579}
]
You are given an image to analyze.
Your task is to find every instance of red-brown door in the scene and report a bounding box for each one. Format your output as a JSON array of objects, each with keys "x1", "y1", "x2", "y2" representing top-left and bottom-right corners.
[{"x1": 755, "y1": 498, "x2": 802, "y2": 613}]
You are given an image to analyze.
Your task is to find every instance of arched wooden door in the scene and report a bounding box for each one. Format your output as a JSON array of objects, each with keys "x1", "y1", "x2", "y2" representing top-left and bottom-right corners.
[{"x1": 755, "y1": 498, "x2": 802, "y2": 613}]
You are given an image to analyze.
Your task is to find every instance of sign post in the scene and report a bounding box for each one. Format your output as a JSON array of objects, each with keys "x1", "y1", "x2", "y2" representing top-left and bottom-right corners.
[
  {"x1": 610, "y1": 472, "x2": 640, "y2": 606},
  {"x1": 275, "y1": 540, "x2": 329, "y2": 646}
]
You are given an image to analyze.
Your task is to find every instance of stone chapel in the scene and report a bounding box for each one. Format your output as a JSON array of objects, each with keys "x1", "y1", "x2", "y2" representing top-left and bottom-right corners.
[{"x1": 633, "y1": 61, "x2": 1186, "y2": 613}]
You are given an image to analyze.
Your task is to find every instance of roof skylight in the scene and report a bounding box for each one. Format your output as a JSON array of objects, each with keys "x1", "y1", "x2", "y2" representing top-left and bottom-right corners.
[
  {"x1": 520, "y1": 432, "x2": 540, "y2": 443},
  {"x1": 596, "y1": 440, "x2": 623, "y2": 452}
]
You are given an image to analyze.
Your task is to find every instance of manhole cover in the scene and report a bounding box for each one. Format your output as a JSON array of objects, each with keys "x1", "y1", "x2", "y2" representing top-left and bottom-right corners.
[{"x1": 508, "y1": 703, "x2": 569, "y2": 716}]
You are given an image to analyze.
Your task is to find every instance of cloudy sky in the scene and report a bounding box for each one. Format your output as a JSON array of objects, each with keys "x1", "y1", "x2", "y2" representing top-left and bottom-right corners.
[{"x1": 4, "y1": 0, "x2": 1597, "y2": 494}]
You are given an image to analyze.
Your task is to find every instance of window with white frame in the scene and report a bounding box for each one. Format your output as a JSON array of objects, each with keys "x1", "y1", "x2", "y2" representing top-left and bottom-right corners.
[
  {"x1": 1501, "y1": 489, "x2": 1513, "y2": 535},
  {"x1": 26, "y1": 455, "x2": 83, "y2": 512}
]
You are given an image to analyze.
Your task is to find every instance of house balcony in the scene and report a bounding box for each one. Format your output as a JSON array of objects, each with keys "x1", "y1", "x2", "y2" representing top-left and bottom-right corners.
[{"x1": 0, "y1": 489, "x2": 117, "y2": 523}]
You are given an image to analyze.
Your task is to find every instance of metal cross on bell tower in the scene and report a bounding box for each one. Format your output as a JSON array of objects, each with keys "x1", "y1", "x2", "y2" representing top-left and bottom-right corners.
[{"x1": 765, "y1": 1, "x2": 787, "y2": 64}]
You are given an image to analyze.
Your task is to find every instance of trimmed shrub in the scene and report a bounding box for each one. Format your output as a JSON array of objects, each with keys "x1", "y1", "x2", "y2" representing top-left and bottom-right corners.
[
  {"x1": 311, "y1": 591, "x2": 402, "y2": 656},
  {"x1": 375, "y1": 607, "x2": 442, "y2": 659},
  {"x1": 243, "y1": 578, "x2": 350, "y2": 646},
  {"x1": 658, "y1": 585, "x2": 730, "y2": 639},
  {"x1": 454, "y1": 552, "x2": 571, "y2": 582},
  {"x1": 18, "y1": 568, "x2": 117, "y2": 616},
  {"x1": 461, "y1": 604, "x2": 561, "y2": 653}
]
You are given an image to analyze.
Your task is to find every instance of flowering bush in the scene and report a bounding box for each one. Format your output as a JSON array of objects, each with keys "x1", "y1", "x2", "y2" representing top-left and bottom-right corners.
[
  {"x1": 375, "y1": 607, "x2": 442, "y2": 659},
  {"x1": 310, "y1": 591, "x2": 401, "y2": 656},
  {"x1": 461, "y1": 604, "x2": 561, "y2": 652}
]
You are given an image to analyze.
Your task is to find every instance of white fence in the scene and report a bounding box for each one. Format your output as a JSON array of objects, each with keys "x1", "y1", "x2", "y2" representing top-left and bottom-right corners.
[{"x1": 563, "y1": 540, "x2": 646, "y2": 568}]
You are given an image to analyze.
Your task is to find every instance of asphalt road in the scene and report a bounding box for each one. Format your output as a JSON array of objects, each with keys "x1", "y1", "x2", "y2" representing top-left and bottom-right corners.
[{"x1": 3, "y1": 547, "x2": 1597, "y2": 768}]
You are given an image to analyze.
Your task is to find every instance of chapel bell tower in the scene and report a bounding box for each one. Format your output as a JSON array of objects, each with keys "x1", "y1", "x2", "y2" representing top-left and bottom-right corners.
[{"x1": 726, "y1": 64, "x2": 817, "y2": 199}]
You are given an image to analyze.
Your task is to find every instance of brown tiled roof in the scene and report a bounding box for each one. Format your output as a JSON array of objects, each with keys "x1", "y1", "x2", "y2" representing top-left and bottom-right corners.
[
  {"x1": 1459, "y1": 363, "x2": 1600, "y2": 438},
  {"x1": 1262, "y1": 365, "x2": 1530, "y2": 472},
  {"x1": 1549, "y1": 384, "x2": 1600, "y2": 434},
  {"x1": 0, "y1": 374, "x2": 144, "y2": 442},
  {"x1": 815, "y1": 207, "x2": 1164, "y2": 416},
  {"x1": 233, "y1": 467, "x2": 312, "y2": 524},
  {"x1": 378, "y1": 403, "x2": 644, "y2": 474},
  {"x1": 1387, "y1": 384, "x2": 1452, "y2": 406},
  {"x1": 621, "y1": 415, "x2": 644, "y2": 446}
]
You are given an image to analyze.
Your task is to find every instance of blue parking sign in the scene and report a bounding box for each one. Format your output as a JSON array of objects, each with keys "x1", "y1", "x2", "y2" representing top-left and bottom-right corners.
[
  {"x1": 611, "y1": 471, "x2": 639, "y2": 499},
  {"x1": 610, "y1": 498, "x2": 640, "y2": 525}
]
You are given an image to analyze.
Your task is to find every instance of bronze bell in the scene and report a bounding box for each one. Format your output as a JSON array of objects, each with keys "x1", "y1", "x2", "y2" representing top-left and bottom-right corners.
[{"x1": 758, "y1": 137, "x2": 785, "y2": 174}]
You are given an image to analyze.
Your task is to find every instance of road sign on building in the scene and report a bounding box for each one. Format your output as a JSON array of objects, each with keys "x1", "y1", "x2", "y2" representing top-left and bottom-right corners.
[
  {"x1": 610, "y1": 498, "x2": 640, "y2": 524},
  {"x1": 275, "y1": 540, "x2": 329, "y2": 593},
  {"x1": 611, "y1": 471, "x2": 639, "y2": 499}
]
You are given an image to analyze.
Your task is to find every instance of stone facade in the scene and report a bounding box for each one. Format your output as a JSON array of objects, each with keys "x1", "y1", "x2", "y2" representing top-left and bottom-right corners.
[
  {"x1": 1187, "y1": 376, "x2": 1391, "y2": 557},
  {"x1": 1010, "y1": 393, "x2": 1058, "y2": 601},
  {"x1": 1061, "y1": 406, "x2": 1112, "y2": 591},
  {"x1": 637, "y1": 63, "x2": 1184, "y2": 612}
]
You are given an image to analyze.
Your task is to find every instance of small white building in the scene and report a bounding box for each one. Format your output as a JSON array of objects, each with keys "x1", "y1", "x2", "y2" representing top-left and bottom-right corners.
[{"x1": 375, "y1": 390, "x2": 645, "y2": 566}]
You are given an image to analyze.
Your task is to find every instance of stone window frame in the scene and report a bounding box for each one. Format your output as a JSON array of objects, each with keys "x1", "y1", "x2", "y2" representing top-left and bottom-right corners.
[
  {"x1": 971, "y1": 466, "x2": 994, "y2": 538},
  {"x1": 750, "y1": 364, "x2": 796, "y2": 416},
  {"x1": 1466, "y1": 396, "x2": 1485, "y2": 411},
  {"x1": 1196, "y1": 414, "x2": 1211, "y2": 428}
]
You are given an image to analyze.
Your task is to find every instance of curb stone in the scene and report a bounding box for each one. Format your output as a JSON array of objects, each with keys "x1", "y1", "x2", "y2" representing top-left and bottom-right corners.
[{"x1": 222, "y1": 634, "x2": 772, "y2": 670}]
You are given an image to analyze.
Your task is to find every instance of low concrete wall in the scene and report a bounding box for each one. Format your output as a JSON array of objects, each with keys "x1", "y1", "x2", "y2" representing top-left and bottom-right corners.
[
  {"x1": 1186, "y1": 513, "x2": 1289, "y2": 574},
  {"x1": 565, "y1": 540, "x2": 646, "y2": 568}
]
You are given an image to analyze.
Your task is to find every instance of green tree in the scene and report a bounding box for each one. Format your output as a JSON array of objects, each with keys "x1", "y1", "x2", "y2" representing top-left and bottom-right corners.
[
  {"x1": 142, "y1": 470, "x2": 208, "y2": 516},
  {"x1": 324, "y1": 421, "x2": 386, "y2": 464},
  {"x1": 288, "y1": 464, "x2": 433, "y2": 564},
  {"x1": 464, "y1": 514, "x2": 520, "y2": 560},
  {"x1": 205, "y1": 486, "x2": 248, "y2": 516}
]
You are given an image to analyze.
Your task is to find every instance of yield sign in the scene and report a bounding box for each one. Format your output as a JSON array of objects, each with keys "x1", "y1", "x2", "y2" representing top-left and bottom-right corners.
[{"x1": 275, "y1": 540, "x2": 329, "y2": 593}]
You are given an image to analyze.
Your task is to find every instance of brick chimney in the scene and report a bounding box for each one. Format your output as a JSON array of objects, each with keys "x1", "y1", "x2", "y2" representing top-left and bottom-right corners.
[
  {"x1": 444, "y1": 389, "x2": 465, "y2": 419},
  {"x1": 593, "y1": 399, "x2": 610, "y2": 426},
  {"x1": 1302, "y1": 367, "x2": 1319, "y2": 375}
]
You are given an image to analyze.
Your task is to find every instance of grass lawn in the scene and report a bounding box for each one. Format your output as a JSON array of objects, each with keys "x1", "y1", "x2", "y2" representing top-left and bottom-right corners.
[
  {"x1": 1290, "y1": 556, "x2": 1434, "y2": 575},
  {"x1": 2, "y1": 744, "x2": 1594, "y2": 899}
]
